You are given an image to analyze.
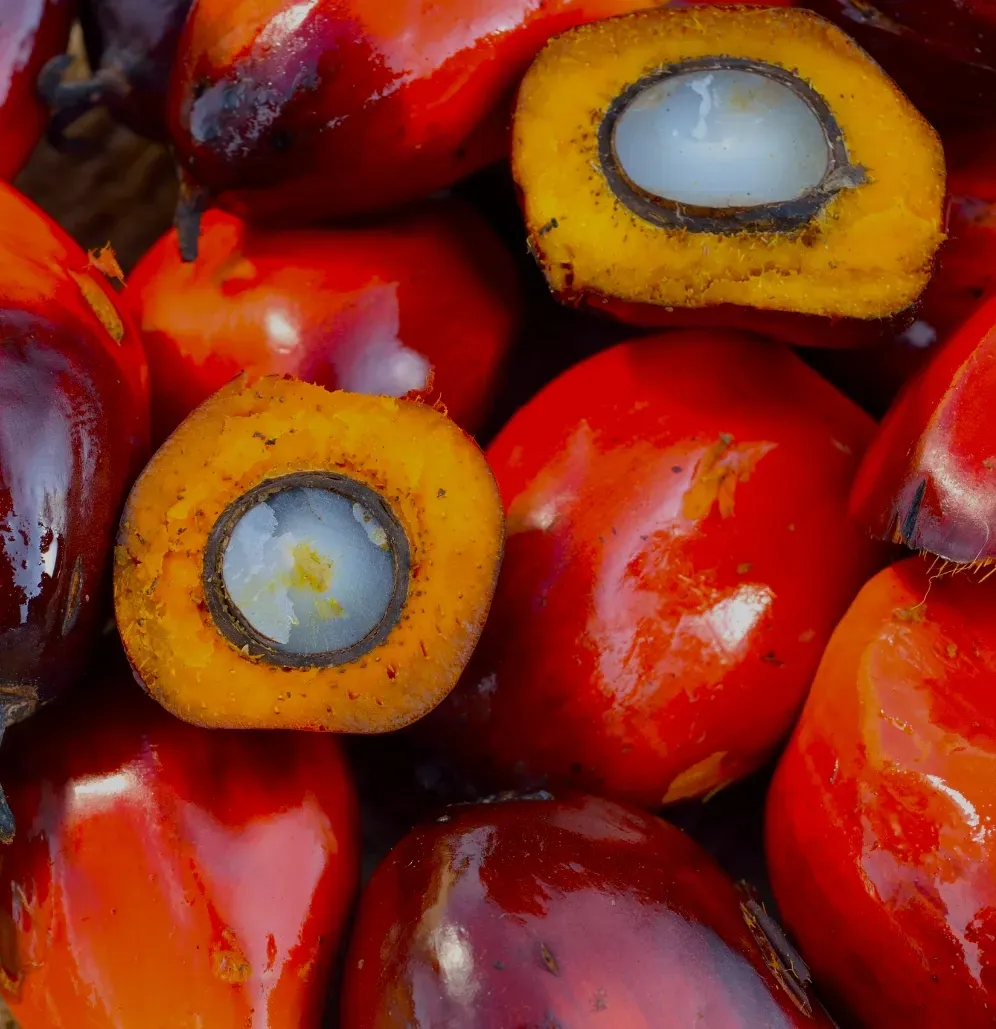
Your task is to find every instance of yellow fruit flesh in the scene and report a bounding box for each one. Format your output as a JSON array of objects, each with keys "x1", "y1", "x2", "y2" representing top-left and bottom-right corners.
[
  {"x1": 513, "y1": 7, "x2": 946, "y2": 319},
  {"x1": 114, "y1": 375, "x2": 504, "y2": 733}
]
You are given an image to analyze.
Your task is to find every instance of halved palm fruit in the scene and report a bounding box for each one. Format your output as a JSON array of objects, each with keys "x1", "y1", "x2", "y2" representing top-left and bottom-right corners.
[
  {"x1": 114, "y1": 375, "x2": 504, "y2": 732},
  {"x1": 513, "y1": 6, "x2": 945, "y2": 320}
]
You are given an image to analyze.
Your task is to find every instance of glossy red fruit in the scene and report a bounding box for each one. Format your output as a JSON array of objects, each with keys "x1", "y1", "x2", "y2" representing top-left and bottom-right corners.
[
  {"x1": 0, "y1": 645, "x2": 360, "y2": 1028},
  {"x1": 426, "y1": 333, "x2": 883, "y2": 809},
  {"x1": 850, "y1": 291, "x2": 996, "y2": 563},
  {"x1": 766, "y1": 556, "x2": 996, "y2": 1029},
  {"x1": 39, "y1": 0, "x2": 194, "y2": 142},
  {"x1": 342, "y1": 792, "x2": 836, "y2": 1028},
  {"x1": 167, "y1": 0, "x2": 690, "y2": 244},
  {"x1": 0, "y1": 184, "x2": 148, "y2": 840},
  {"x1": 0, "y1": 0, "x2": 73, "y2": 179},
  {"x1": 126, "y1": 201, "x2": 521, "y2": 444}
]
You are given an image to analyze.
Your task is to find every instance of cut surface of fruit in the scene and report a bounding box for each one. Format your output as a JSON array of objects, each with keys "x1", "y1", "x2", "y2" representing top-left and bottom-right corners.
[
  {"x1": 114, "y1": 376, "x2": 504, "y2": 733},
  {"x1": 612, "y1": 62, "x2": 832, "y2": 209},
  {"x1": 514, "y1": 6, "x2": 945, "y2": 319},
  {"x1": 212, "y1": 475, "x2": 405, "y2": 662}
]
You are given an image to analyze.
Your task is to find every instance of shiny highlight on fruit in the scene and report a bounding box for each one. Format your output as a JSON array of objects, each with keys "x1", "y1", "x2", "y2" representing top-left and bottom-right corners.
[
  {"x1": 167, "y1": 0, "x2": 681, "y2": 257},
  {"x1": 767, "y1": 557, "x2": 996, "y2": 1028},
  {"x1": 114, "y1": 375, "x2": 504, "y2": 733},
  {"x1": 850, "y1": 293, "x2": 996, "y2": 564},
  {"x1": 426, "y1": 333, "x2": 884, "y2": 810},
  {"x1": 342, "y1": 792, "x2": 839, "y2": 1027},
  {"x1": 514, "y1": 6, "x2": 945, "y2": 319}
]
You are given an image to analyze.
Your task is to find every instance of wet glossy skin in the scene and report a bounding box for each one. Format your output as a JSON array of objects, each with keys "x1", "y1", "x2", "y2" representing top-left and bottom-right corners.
[
  {"x1": 0, "y1": 648, "x2": 360, "y2": 1028},
  {"x1": 77, "y1": 0, "x2": 194, "y2": 137},
  {"x1": 0, "y1": 0, "x2": 73, "y2": 178},
  {"x1": 850, "y1": 292, "x2": 996, "y2": 563},
  {"x1": 0, "y1": 182, "x2": 148, "y2": 723},
  {"x1": 169, "y1": 0, "x2": 676, "y2": 224},
  {"x1": 426, "y1": 334, "x2": 884, "y2": 809},
  {"x1": 342, "y1": 793, "x2": 836, "y2": 1028},
  {"x1": 766, "y1": 557, "x2": 996, "y2": 1029},
  {"x1": 126, "y1": 200, "x2": 521, "y2": 443}
]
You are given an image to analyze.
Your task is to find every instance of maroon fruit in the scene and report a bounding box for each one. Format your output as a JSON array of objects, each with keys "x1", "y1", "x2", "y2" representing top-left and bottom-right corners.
[{"x1": 341, "y1": 792, "x2": 839, "y2": 1027}]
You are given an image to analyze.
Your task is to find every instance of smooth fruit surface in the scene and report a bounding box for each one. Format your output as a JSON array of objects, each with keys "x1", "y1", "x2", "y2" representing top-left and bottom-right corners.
[
  {"x1": 0, "y1": 0, "x2": 73, "y2": 179},
  {"x1": 126, "y1": 202, "x2": 521, "y2": 443},
  {"x1": 0, "y1": 646, "x2": 360, "y2": 1029},
  {"x1": 168, "y1": 0, "x2": 675, "y2": 225},
  {"x1": 428, "y1": 333, "x2": 883, "y2": 808},
  {"x1": 767, "y1": 557, "x2": 996, "y2": 1029},
  {"x1": 0, "y1": 185, "x2": 148, "y2": 721},
  {"x1": 850, "y1": 292, "x2": 996, "y2": 563},
  {"x1": 342, "y1": 792, "x2": 835, "y2": 1028}
]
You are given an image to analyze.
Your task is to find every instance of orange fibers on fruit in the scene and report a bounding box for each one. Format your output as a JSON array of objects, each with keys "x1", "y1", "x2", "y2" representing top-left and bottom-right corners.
[
  {"x1": 513, "y1": 6, "x2": 945, "y2": 319},
  {"x1": 114, "y1": 375, "x2": 504, "y2": 733}
]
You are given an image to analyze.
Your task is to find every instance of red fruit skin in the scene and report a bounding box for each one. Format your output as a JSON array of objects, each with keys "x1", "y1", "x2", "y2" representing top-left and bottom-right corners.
[
  {"x1": 168, "y1": 0, "x2": 707, "y2": 224},
  {"x1": 0, "y1": 182, "x2": 149, "y2": 716},
  {"x1": 126, "y1": 201, "x2": 521, "y2": 443},
  {"x1": 0, "y1": 0, "x2": 73, "y2": 180},
  {"x1": 342, "y1": 793, "x2": 835, "y2": 1028},
  {"x1": 850, "y1": 292, "x2": 996, "y2": 563},
  {"x1": 0, "y1": 647, "x2": 360, "y2": 1028},
  {"x1": 426, "y1": 333, "x2": 884, "y2": 809},
  {"x1": 766, "y1": 557, "x2": 996, "y2": 1029}
]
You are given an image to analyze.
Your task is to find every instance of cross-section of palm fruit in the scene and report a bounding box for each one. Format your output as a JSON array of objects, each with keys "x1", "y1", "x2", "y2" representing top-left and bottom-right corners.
[
  {"x1": 114, "y1": 376, "x2": 504, "y2": 733},
  {"x1": 513, "y1": 7, "x2": 946, "y2": 320}
]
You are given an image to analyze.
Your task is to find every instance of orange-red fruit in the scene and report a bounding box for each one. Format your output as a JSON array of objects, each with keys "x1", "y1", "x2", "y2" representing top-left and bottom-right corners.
[
  {"x1": 0, "y1": 1, "x2": 73, "y2": 179},
  {"x1": 767, "y1": 557, "x2": 996, "y2": 1029},
  {"x1": 850, "y1": 292, "x2": 996, "y2": 563},
  {"x1": 126, "y1": 201, "x2": 521, "y2": 444},
  {"x1": 0, "y1": 646, "x2": 360, "y2": 1028},
  {"x1": 168, "y1": 0, "x2": 683, "y2": 226},
  {"x1": 427, "y1": 333, "x2": 884, "y2": 808}
]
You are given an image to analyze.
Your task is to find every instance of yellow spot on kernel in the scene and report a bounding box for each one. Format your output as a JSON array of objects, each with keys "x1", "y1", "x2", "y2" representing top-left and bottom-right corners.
[
  {"x1": 317, "y1": 596, "x2": 345, "y2": 619},
  {"x1": 288, "y1": 543, "x2": 332, "y2": 592}
]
